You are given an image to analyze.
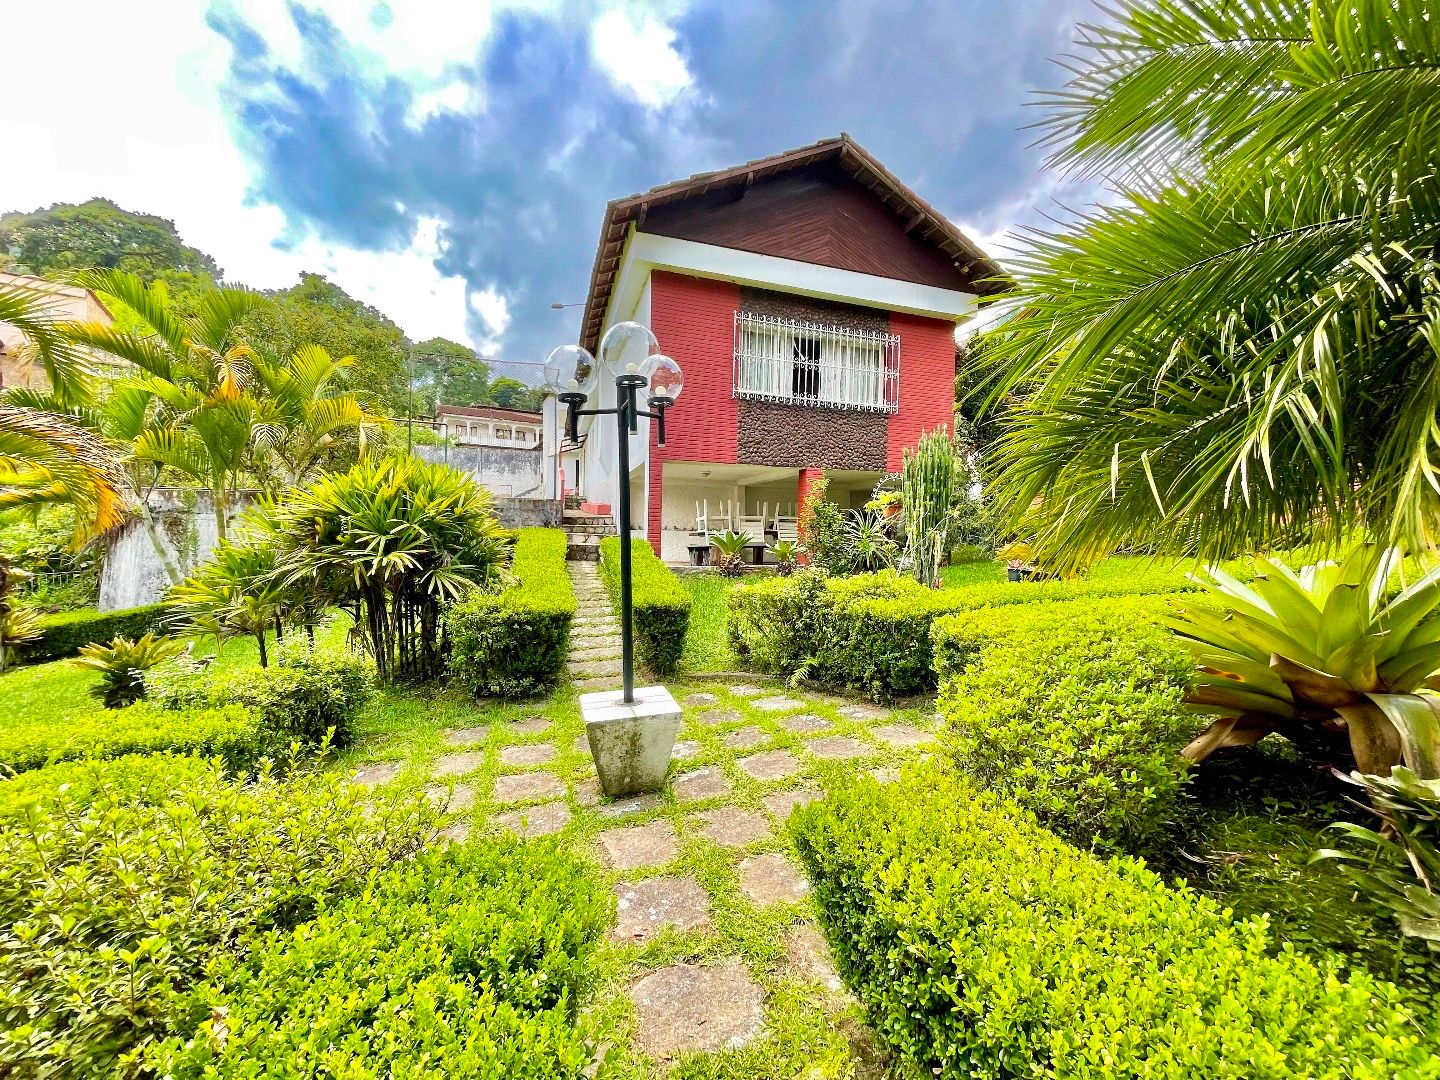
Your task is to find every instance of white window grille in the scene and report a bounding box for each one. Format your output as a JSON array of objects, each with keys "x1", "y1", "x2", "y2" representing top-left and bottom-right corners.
[{"x1": 733, "y1": 311, "x2": 899, "y2": 412}]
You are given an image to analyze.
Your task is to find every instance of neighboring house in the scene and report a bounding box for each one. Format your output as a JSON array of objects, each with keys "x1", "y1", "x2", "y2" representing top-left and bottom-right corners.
[
  {"x1": 422, "y1": 403, "x2": 546, "y2": 502},
  {"x1": 558, "y1": 134, "x2": 1006, "y2": 562},
  {"x1": 0, "y1": 271, "x2": 115, "y2": 390}
]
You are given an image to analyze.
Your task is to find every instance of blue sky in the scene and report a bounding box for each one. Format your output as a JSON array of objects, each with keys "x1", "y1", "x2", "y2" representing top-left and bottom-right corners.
[{"x1": 1, "y1": 0, "x2": 1097, "y2": 364}]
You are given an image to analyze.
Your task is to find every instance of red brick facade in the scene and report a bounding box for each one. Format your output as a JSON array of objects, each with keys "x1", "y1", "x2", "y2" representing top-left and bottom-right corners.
[{"x1": 643, "y1": 269, "x2": 956, "y2": 553}]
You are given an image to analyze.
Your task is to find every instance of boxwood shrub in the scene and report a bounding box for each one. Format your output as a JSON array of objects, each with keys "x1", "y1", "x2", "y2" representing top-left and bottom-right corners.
[
  {"x1": 730, "y1": 563, "x2": 1208, "y2": 699},
  {"x1": 448, "y1": 528, "x2": 576, "y2": 697},
  {"x1": 154, "y1": 839, "x2": 610, "y2": 1078},
  {"x1": 932, "y1": 595, "x2": 1196, "y2": 852},
  {"x1": 791, "y1": 766, "x2": 1437, "y2": 1079},
  {"x1": 0, "y1": 701, "x2": 274, "y2": 774},
  {"x1": 149, "y1": 644, "x2": 374, "y2": 748},
  {"x1": 598, "y1": 537, "x2": 690, "y2": 676},
  {"x1": 0, "y1": 752, "x2": 218, "y2": 819},
  {"x1": 22, "y1": 603, "x2": 168, "y2": 665},
  {"x1": 0, "y1": 755, "x2": 440, "y2": 1076}
]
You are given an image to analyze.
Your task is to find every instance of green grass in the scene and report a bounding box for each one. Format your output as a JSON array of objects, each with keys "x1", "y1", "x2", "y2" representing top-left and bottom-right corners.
[
  {"x1": 938, "y1": 560, "x2": 1005, "y2": 588},
  {"x1": 681, "y1": 573, "x2": 742, "y2": 673},
  {"x1": 0, "y1": 620, "x2": 349, "y2": 730}
]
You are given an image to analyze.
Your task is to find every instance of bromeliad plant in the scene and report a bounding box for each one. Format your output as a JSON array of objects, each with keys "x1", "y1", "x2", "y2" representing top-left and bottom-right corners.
[
  {"x1": 1165, "y1": 546, "x2": 1440, "y2": 777},
  {"x1": 72, "y1": 632, "x2": 187, "y2": 708},
  {"x1": 770, "y1": 539, "x2": 800, "y2": 576},
  {"x1": 1316, "y1": 768, "x2": 1440, "y2": 950},
  {"x1": 710, "y1": 530, "x2": 753, "y2": 578}
]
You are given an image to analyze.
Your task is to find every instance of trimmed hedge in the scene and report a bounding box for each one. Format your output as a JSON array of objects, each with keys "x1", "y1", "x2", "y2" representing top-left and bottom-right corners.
[
  {"x1": 155, "y1": 839, "x2": 609, "y2": 1077},
  {"x1": 0, "y1": 755, "x2": 440, "y2": 1076},
  {"x1": 448, "y1": 528, "x2": 576, "y2": 697},
  {"x1": 598, "y1": 537, "x2": 690, "y2": 676},
  {"x1": 729, "y1": 563, "x2": 1208, "y2": 699},
  {"x1": 22, "y1": 603, "x2": 168, "y2": 665},
  {"x1": 791, "y1": 767, "x2": 1438, "y2": 1079},
  {"x1": 0, "y1": 752, "x2": 218, "y2": 819},
  {"x1": 932, "y1": 595, "x2": 1196, "y2": 853},
  {"x1": 0, "y1": 701, "x2": 274, "y2": 774},
  {"x1": 150, "y1": 644, "x2": 374, "y2": 748}
]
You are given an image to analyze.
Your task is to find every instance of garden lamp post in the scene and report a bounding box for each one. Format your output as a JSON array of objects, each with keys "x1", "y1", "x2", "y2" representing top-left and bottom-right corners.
[
  {"x1": 544, "y1": 322, "x2": 683, "y2": 705},
  {"x1": 545, "y1": 322, "x2": 684, "y2": 798}
]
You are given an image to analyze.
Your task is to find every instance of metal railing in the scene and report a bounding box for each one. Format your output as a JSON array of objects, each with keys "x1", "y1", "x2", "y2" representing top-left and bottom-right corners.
[{"x1": 732, "y1": 311, "x2": 899, "y2": 413}]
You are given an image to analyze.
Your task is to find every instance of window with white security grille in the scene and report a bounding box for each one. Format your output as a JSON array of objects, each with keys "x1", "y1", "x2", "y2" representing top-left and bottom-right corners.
[{"x1": 733, "y1": 311, "x2": 899, "y2": 412}]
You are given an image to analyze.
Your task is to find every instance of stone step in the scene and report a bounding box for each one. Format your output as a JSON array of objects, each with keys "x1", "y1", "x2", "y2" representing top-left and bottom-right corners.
[
  {"x1": 573, "y1": 675, "x2": 620, "y2": 693},
  {"x1": 569, "y1": 658, "x2": 624, "y2": 677}
]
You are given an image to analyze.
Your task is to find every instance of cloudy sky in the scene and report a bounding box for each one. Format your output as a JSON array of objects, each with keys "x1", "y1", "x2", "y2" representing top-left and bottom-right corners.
[{"x1": 0, "y1": 0, "x2": 1097, "y2": 364}]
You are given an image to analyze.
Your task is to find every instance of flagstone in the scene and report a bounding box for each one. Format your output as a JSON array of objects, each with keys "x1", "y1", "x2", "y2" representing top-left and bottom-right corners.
[
  {"x1": 838, "y1": 703, "x2": 888, "y2": 721},
  {"x1": 752, "y1": 695, "x2": 806, "y2": 713},
  {"x1": 672, "y1": 766, "x2": 733, "y2": 802},
  {"x1": 727, "y1": 684, "x2": 765, "y2": 698},
  {"x1": 594, "y1": 792, "x2": 662, "y2": 819},
  {"x1": 806, "y1": 735, "x2": 872, "y2": 760},
  {"x1": 510, "y1": 715, "x2": 552, "y2": 735},
  {"x1": 784, "y1": 925, "x2": 845, "y2": 993},
  {"x1": 739, "y1": 853, "x2": 810, "y2": 905},
  {"x1": 432, "y1": 751, "x2": 484, "y2": 778},
  {"x1": 611, "y1": 877, "x2": 711, "y2": 942},
  {"x1": 737, "y1": 749, "x2": 803, "y2": 781},
  {"x1": 349, "y1": 761, "x2": 402, "y2": 787},
  {"x1": 685, "y1": 691, "x2": 719, "y2": 706},
  {"x1": 492, "y1": 800, "x2": 571, "y2": 838},
  {"x1": 695, "y1": 707, "x2": 743, "y2": 726},
  {"x1": 627, "y1": 963, "x2": 766, "y2": 1056},
  {"x1": 596, "y1": 819, "x2": 678, "y2": 870},
  {"x1": 762, "y1": 788, "x2": 822, "y2": 820},
  {"x1": 692, "y1": 807, "x2": 771, "y2": 848},
  {"x1": 444, "y1": 726, "x2": 489, "y2": 747},
  {"x1": 492, "y1": 771, "x2": 565, "y2": 804},
  {"x1": 424, "y1": 782, "x2": 476, "y2": 813},
  {"x1": 871, "y1": 723, "x2": 935, "y2": 749},
  {"x1": 781, "y1": 713, "x2": 831, "y2": 734},
  {"x1": 722, "y1": 726, "x2": 767, "y2": 749},
  {"x1": 671, "y1": 739, "x2": 701, "y2": 760}
]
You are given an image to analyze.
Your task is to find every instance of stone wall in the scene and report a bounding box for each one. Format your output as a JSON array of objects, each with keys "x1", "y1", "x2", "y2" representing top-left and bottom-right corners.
[
  {"x1": 417, "y1": 443, "x2": 544, "y2": 498},
  {"x1": 99, "y1": 489, "x2": 255, "y2": 611}
]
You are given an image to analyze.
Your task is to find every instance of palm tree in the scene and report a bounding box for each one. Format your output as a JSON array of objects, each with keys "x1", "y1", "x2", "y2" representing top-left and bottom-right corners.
[
  {"x1": 249, "y1": 344, "x2": 373, "y2": 492},
  {"x1": 975, "y1": 0, "x2": 1440, "y2": 571},
  {"x1": 63, "y1": 270, "x2": 263, "y2": 548}
]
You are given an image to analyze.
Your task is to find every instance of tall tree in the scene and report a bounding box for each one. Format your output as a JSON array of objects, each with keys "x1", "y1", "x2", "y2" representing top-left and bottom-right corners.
[
  {"x1": 976, "y1": 0, "x2": 1440, "y2": 571},
  {"x1": 0, "y1": 199, "x2": 220, "y2": 282},
  {"x1": 411, "y1": 336, "x2": 491, "y2": 413},
  {"x1": 241, "y1": 273, "x2": 409, "y2": 414}
]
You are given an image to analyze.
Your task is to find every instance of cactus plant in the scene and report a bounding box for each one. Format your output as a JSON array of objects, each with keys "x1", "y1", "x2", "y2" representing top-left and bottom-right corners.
[{"x1": 901, "y1": 428, "x2": 962, "y2": 588}]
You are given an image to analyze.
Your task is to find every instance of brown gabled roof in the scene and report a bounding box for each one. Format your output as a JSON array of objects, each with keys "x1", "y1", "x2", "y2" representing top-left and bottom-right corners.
[
  {"x1": 436, "y1": 404, "x2": 542, "y2": 423},
  {"x1": 578, "y1": 133, "x2": 1008, "y2": 352}
]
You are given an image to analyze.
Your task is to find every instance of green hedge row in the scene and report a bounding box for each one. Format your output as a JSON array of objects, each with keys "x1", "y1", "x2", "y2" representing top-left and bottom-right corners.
[
  {"x1": 448, "y1": 528, "x2": 576, "y2": 697},
  {"x1": 23, "y1": 604, "x2": 168, "y2": 665},
  {"x1": 791, "y1": 767, "x2": 1437, "y2": 1079},
  {"x1": 154, "y1": 840, "x2": 609, "y2": 1077},
  {"x1": 0, "y1": 754, "x2": 440, "y2": 1075},
  {"x1": 151, "y1": 643, "x2": 375, "y2": 748},
  {"x1": 598, "y1": 537, "x2": 690, "y2": 676},
  {"x1": 932, "y1": 595, "x2": 1196, "y2": 853},
  {"x1": 729, "y1": 564, "x2": 1201, "y2": 699},
  {"x1": 0, "y1": 701, "x2": 274, "y2": 774}
]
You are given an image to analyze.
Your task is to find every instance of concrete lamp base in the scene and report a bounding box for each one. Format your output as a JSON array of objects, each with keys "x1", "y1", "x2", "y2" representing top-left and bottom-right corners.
[{"x1": 581, "y1": 685, "x2": 681, "y2": 797}]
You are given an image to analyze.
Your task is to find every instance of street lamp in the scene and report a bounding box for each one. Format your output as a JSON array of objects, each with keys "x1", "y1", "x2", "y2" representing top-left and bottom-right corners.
[{"x1": 544, "y1": 322, "x2": 683, "y2": 707}]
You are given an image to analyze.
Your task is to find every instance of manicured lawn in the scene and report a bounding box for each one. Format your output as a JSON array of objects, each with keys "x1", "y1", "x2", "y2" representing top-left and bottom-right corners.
[
  {"x1": 938, "y1": 560, "x2": 1004, "y2": 588},
  {"x1": 681, "y1": 572, "x2": 742, "y2": 672}
]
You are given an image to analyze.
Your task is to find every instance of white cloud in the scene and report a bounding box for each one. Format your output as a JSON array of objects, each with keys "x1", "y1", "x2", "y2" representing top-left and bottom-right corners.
[{"x1": 590, "y1": 7, "x2": 693, "y2": 108}]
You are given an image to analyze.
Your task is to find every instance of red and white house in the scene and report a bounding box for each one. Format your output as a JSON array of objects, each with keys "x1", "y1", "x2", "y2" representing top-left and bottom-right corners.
[{"x1": 551, "y1": 134, "x2": 1005, "y2": 563}]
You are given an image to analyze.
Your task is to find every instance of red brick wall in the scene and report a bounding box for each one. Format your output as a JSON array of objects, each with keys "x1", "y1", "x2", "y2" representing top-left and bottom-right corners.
[
  {"x1": 886, "y1": 311, "x2": 956, "y2": 469},
  {"x1": 646, "y1": 271, "x2": 742, "y2": 551}
]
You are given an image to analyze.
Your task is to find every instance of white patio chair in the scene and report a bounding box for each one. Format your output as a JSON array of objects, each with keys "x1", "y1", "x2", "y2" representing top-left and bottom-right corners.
[{"x1": 773, "y1": 515, "x2": 800, "y2": 544}]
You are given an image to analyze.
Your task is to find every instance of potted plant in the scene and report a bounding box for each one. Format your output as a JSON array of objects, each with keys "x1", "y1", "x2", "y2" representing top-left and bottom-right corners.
[
  {"x1": 997, "y1": 541, "x2": 1033, "y2": 582},
  {"x1": 710, "y1": 530, "x2": 753, "y2": 577}
]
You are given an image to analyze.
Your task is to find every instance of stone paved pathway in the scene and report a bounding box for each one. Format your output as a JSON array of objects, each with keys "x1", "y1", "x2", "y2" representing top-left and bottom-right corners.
[
  {"x1": 567, "y1": 562, "x2": 622, "y2": 695},
  {"x1": 342, "y1": 668, "x2": 929, "y2": 1076}
]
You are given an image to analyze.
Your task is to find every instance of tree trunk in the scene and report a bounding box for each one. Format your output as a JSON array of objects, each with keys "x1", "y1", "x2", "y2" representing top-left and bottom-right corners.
[
  {"x1": 255, "y1": 629, "x2": 269, "y2": 668},
  {"x1": 213, "y1": 488, "x2": 228, "y2": 545},
  {"x1": 134, "y1": 500, "x2": 185, "y2": 586}
]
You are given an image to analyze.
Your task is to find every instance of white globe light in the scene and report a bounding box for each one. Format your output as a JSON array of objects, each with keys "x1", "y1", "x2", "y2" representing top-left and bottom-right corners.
[
  {"x1": 645, "y1": 354, "x2": 684, "y2": 403},
  {"x1": 598, "y1": 321, "x2": 659, "y2": 374},
  {"x1": 543, "y1": 344, "x2": 596, "y2": 394}
]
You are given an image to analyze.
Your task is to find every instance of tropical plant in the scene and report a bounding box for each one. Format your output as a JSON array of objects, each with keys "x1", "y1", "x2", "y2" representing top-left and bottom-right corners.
[
  {"x1": 168, "y1": 539, "x2": 299, "y2": 667},
  {"x1": 974, "y1": 0, "x2": 1440, "y2": 571},
  {"x1": 64, "y1": 270, "x2": 264, "y2": 547},
  {"x1": 844, "y1": 512, "x2": 898, "y2": 573},
  {"x1": 1165, "y1": 546, "x2": 1440, "y2": 777},
  {"x1": 770, "y1": 539, "x2": 800, "y2": 576},
  {"x1": 248, "y1": 343, "x2": 373, "y2": 491},
  {"x1": 0, "y1": 596, "x2": 40, "y2": 673},
  {"x1": 1316, "y1": 768, "x2": 1440, "y2": 951},
  {"x1": 262, "y1": 456, "x2": 505, "y2": 682},
  {"x1": 709, "y1": 530, "x2": 753, "y2": 577},
  {"x1": 798, "y1": 473, "x2": 849, "y2": 574},
  {"x1": 71, "y1": 632, "x2": 187, "y2": 708},
  {"x1": 901, "y1": 427, "x2": 962, "y2": 587}
]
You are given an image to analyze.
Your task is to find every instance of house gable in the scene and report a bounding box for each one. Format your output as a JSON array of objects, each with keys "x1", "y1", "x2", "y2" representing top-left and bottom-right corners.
[{"x1": 640, "y1": 162, "x2": 974, "y2": 293}]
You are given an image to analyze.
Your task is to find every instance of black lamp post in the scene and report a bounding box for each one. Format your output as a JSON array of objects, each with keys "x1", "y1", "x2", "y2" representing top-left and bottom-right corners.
[{"x1": 545, "y1": 322, "x2": 684, "y2": 706}]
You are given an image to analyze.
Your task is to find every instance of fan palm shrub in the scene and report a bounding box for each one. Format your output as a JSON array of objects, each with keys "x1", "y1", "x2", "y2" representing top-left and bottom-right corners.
[
  {"x1": 1166, "y1": 546, "x2": 1440, "y2": 777},
  {"x1": 71, "y1": 632, "x2": 187, "y2": 708},
  {"x1": 975, "y1": 0, "x2": 1440, "y2": 571},
  {"x1": 168, "y1": 540, "x2": 299, "y2": 667},
  {"x1": 709, "y1": 530, "x2": 753, "y2": 577},
  {"x1": 263, "y1": 456, "x2": 505, "y2": 682},
  {"x1": 769, "y1": 539, "x2": 800, "y2": 575}
]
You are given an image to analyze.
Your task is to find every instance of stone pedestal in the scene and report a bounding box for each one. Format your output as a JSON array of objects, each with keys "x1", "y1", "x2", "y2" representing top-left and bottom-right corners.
[{"x1": 581, "y1": 685, "x2": 681, "y2": 797}]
